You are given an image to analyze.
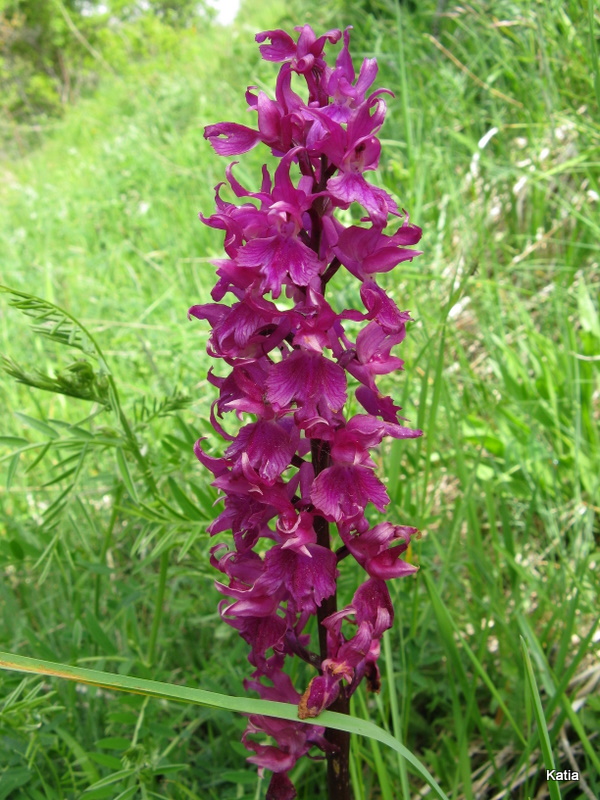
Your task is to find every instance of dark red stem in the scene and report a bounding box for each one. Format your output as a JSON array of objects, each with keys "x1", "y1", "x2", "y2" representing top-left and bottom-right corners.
[
  {"x1": 321, "y1": 257, "x2": 341, "y2": 292},
  {"x1": 311, "y1": 438, "x2": 352, "y2": 800},
  {"x1": 302, "y1": 151, "x2": 352, "y2": 800}
]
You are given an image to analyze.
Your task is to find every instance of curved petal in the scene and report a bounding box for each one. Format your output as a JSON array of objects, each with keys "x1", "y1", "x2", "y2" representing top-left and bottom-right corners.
[{"x1": 204, "y1": 122, "x2": 262, "y2": 156}]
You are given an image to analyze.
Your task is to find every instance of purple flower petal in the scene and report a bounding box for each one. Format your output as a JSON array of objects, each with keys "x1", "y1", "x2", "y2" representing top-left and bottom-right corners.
[
  {"x1": 204, "y1": 122, "x2": 262, "y2": 156},
  {"x1": 327, "y1": 172, "x2": 398, "y2": 223},
  {"x1": 360, "y1": 280, "x2": 412, "y2": 334},
  {"x1": 355, "y1": 385, "x2": 404, "y2": 423},
  {"x1": 366, "y1": 546, "x2": 419, "y2": 580},
  {"x1": 311, "y1": 463, "x2": 389, "y2": 522},
  {"x1": 266, "y1": 773, "x2": 297, "y2": 800},
  {"x1": 256, "y1": 29, "x2": 297, "y2": 62},
  {"x1": 262, "y1": 544, "x2": 338, "y2": 613},
  {"x1": 353, "y1": 578, "x2": 394, "y2": 635},
  {"x1": 355, "y1": 321, "x2": 406, "y2": 374},
  {"x1": 267, "y1": 350, "x2": 347, "y2": 414},
  {"x1": 298, "y1": 673, "x2": 340, "y2": 719},
  {"x1": 229, "y1": 614, "x2": 287, "y2": 668},
  {"x1": 236, "y1": 236, "x2": 321, "y2": 298},
  {"x1": 226, "y1": 419, "x2": 298, "y2": 482}
]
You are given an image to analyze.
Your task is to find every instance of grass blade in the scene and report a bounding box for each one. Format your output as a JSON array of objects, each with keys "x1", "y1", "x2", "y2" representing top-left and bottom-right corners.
[
  {"x1": 520, "y1": 637, "x2": 561, "y2": 800},
  {"x1": 0, "y1": 650, "x2": 451, "y2": 800}
]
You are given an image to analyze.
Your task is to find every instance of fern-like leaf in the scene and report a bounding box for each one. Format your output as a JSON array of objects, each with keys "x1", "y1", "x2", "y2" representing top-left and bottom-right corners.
[
  {"x1": 2, "y1": 356, "x2": 110, "y2": 406},
  {"x1": 132, "y1": 390, "x2": 191, "y2": 428},
  {"x1": 0, "y1": 285, "x2": 105, "y2": 363}
]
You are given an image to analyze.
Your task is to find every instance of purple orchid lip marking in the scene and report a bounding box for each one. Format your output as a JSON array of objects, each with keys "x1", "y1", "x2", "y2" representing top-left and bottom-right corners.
[{"x1": 191, "y1": 24, "x2": 423, "y2": 800}]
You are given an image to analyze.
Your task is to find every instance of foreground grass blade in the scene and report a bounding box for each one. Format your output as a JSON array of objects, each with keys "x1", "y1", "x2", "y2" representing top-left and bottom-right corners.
[
  {"x1": 518, "y1": 614, "x2": 600, "y2": 774},
  {"x1": 424, "y1": 572, "x2": 526, "y2": 748},
  {"x1": 520, "y1": 638, "x2": 561, "y2": 800},
  {"x1": 0, "y1": 651, "x2": 450, "y2": 800}
]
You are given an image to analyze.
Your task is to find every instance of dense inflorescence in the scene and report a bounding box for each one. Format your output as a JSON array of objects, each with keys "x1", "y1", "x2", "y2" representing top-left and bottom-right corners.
[{"x1": 190, "y1": 24, "x2": 423, "y2": 800}]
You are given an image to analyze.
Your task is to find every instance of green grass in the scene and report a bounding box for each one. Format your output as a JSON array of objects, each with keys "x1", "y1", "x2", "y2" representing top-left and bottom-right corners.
[{"x1": 1, "y1": 0, "x2": 599, "y2": 798}]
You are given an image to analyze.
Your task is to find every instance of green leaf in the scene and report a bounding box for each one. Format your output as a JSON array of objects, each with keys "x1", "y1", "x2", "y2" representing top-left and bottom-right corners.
[
  {"x1": 167, "y1": 477, "x2": 205, "y2": 520},
  {"x1": 0, "y1": 285, "x2": 101, "y2": 359},
  {"x1": 578, "y1": 279, "x2": 600, "y2": 339},
  {"x1": 6, "y1": 452, "x2": 20, "y2": 490},
  {"x1": 115, "y1": 448, "x2": 139, "y2": 504},
  {"x1": 187, "y1": 478, "x2": 216, "y2": 510},
  {"x1": 81, "y1": 768, "x2": 134, "y2": 795},
  {"x1": 14, "y1": 412, "x2": 59, "y2": 439},
  {"x1": 25, "y1": 441, "x2": 52, "y2": 474},
  {"x1": 0, "y1": 650, "x2": 450, "y2": 800},
  {"x1": 55, "y1": 726, "x2": 100, "y2": 784},
  {"x1": 43, "y1": 466, "x2": 77, "y2": 487},
  {"x1": 177, "y1": 525, "x2": 203, "y2": 561},
  {"x1": 40, "y1": 484, "x2": 74, "y2": 525},
  {"x1": 0, "y1": 768, "x2": 31, "y2": 800},
  {"x1": 2, "y1": 356, "x2": 110, "y2": 405},
  {"x1": 88, "y1": 752, "x2": 123, "y2": 770},
  {"x1": 463, "y1": 434, "x2": 505, "y2": 457},
  {"x1": 83, "y1": 611, "x2": 117, "y2": 655},
  {"x1": 163, "y1": 434, "x2": 192, "y2": 453},
  {"x1": 155, "y1": 763, "x2": 187, "y2": 775},
  {"x1": 112, "y1": 788, "x2": 138, "y2": 800},
  {"x1": 0, "y1": 436, "x2": 29, "y2": 446},
  {"x1": 96, "y1": 736, "x2": 132, "y2": 750},
  {"x1": 221, "y1": 770, "x2": 257, "y2": 784},
  {"x1": 9, "y1": 539, "x2": 24, "y2": 560},
  {"x1": 51, "y1": 420, "x2": 94, "y2": 440}
]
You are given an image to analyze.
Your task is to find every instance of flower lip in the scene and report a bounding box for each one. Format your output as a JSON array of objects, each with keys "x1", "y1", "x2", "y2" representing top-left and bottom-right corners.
[{"x1": 311, "y1": 462, "x2": 390, "y2": 523}]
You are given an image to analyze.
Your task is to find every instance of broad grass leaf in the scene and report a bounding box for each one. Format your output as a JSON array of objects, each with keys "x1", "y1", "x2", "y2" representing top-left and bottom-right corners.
[{"x1": 0, "y1": 650, "x2": 450, "y2": 800}]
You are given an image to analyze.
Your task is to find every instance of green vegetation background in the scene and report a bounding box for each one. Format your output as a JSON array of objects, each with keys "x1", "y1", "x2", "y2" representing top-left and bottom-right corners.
[{"x1": 0, "y1": 0, "x2": 598, "y2": 798}]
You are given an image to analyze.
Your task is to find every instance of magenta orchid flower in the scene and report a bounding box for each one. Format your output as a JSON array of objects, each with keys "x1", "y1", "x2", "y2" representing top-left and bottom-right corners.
[{"x1": 191, "y1": 24, "x2": 423, "y2": 800}]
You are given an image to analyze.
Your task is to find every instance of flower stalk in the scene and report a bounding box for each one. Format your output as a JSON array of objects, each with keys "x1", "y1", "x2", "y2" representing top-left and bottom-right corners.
[{"x1": 190, "y1": 24, "x2": 423, "y2": 800}]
